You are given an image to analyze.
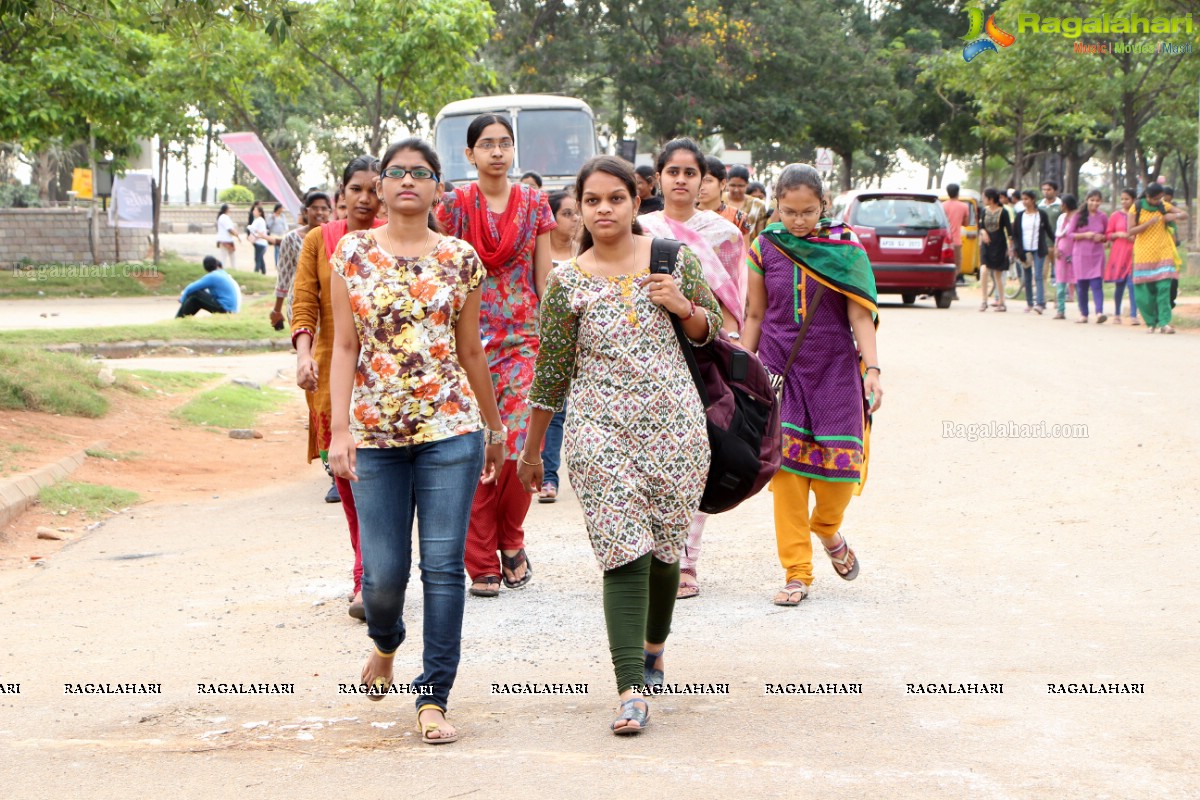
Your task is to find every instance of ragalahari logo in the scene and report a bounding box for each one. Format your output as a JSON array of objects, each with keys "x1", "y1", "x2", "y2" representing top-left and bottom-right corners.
[{"x1": 962, "y1": 8, "x2": 1015, "y2": 62}]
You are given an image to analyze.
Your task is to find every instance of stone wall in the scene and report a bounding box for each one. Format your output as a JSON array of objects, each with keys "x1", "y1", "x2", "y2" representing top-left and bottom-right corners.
[{"x1": 0, "y1": 209, "x2": 147, "y2": 264}]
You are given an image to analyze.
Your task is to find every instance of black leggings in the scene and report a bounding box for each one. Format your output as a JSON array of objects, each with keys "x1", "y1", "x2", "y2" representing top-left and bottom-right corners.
[{"x1": 602, "y1": 553, "x2": 679, "y2": 693}]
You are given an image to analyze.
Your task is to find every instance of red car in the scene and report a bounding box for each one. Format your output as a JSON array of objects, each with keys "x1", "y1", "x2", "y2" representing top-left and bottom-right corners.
[{"x1": 830, "y1": 190, "x2": 957, "y2": 308}]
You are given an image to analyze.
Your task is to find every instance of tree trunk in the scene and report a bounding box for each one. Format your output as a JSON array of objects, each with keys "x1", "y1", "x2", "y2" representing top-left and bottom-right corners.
[
  {"x1": 839, "y1": 151, "x2": 852, "y2": 192},
  {"x1": 33, "y1": 151, "x2": 54, "y2": 204},
  {"x1": 161, "y1": 143, "x2": 169, "y2": 205},
  {"x1": 980, "y1": 138, "x2": 988, "y2": 194},
  {"x1": 184, "y1": 148, "x2": 191, "y2": 205},
  {"x1": 201, "y1": 119, "x2": 213, "y2": 204},
  {"x1": 1121, "y1": 53, "x2": 1141, "y2": 191},
  {"x1": 1011, "y1": 110, "x2": 1025, "y2": 189}
]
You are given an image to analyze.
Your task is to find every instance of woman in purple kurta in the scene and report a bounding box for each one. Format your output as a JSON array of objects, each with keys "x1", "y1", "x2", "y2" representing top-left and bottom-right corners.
[
  {"x1": 742, "y1": 164, "x2": 882, "y2": 607},
  {"x1": 1065, "y1": 190, "x2": 1108, "y2": 323}
]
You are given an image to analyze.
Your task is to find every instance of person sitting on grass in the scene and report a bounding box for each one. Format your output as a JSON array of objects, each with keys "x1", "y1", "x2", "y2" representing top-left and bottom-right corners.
[{"x1": 177, "y1": 256, "x2": 241, "y2": 317}]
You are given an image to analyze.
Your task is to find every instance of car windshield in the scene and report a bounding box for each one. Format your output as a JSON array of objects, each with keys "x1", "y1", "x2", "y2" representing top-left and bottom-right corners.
[
  {"x1": 850, "y1": 196, "x2": 946, "y2": 230},
  {"x1": 517, "y1": 109, "x2": 595, "y2": 178}
]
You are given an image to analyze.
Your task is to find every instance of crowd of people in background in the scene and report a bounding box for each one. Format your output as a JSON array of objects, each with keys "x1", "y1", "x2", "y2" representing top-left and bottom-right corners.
[{"x1": 949, "y1": 179, "x2": 1188, "y2": 334}]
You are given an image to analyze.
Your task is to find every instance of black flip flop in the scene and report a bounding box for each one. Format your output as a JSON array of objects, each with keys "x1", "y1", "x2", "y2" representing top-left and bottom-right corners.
[{"x1": 501, "y1": 549, "x2": 533, "y2": 589}]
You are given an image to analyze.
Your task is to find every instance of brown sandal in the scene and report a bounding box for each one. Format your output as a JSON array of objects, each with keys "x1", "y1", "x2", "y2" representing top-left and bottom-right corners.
[
  {"x1": 501, "y1": 549, "x2": 533, "y2": 589},
  {"x1": 469, "y1": 576, "x2": 501, "y2": 597},
  {"x1": 772, "y1": 580, "x2": 808, "y2": 606}
]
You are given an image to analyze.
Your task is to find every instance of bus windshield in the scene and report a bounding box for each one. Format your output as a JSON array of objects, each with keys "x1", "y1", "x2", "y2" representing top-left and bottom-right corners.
[
  {"x1": 434, "y1": 106, "x2": 596, "y2": 185},
  {"x1": 516, "y1": 109, "x2": 595, "y2": 179}
]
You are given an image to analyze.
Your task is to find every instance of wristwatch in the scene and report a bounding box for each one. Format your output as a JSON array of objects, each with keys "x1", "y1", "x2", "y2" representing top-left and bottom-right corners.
[{"x1": 484, "y1": 426, "x2": 507, "y2": 446}]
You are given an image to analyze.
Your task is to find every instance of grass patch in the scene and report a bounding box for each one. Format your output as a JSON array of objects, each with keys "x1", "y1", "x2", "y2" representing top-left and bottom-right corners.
[
  {"x1": 0, "y1": 345, "x2": 109, "y2": 417},
  {"x1": 85, "y1": 448, "x2": 142, "y2": 461},
  {"x1": 114, "y1": 369, "x2": 222, "y2": 395},
  {"x1": 175, "y1": 381, "x2": 292, "y2": 429},
  {"x1": 1177, "y1": 273, "x2": 1200, "y2": 296},
  {"x1": 0, "y1": 256, "x2": 278, "y2": 299},
  {"x1": 8, "y1": 443, "x2": 33, "y2": 454},
  {"x1": 0, "y1": 296, "x2": 285, "y2": 347},
  {"x1": 39, "y1": 481, "x2": 140, "y2": 518}
]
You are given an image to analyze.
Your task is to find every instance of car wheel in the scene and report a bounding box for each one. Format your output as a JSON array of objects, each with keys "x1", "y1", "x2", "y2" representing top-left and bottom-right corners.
[
  {"x1": 901, "y1": 293, "x2": 916, "y2": 305},
  {"x1": 935, "y1": 291, "x2": 954, "y2": 309}
]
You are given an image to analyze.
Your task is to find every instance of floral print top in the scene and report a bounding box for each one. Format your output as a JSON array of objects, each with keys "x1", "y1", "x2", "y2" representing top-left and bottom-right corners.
[{"x1": 330, "y1": 230, "x2": 485, "y2": 448}]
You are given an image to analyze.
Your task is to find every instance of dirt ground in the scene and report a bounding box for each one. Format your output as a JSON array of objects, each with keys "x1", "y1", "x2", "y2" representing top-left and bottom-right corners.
[{"x1": 0, "y1": 299, "x2": 1197, "y2": 798}]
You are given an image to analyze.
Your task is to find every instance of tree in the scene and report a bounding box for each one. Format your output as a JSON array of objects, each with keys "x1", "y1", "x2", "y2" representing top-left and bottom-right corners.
[{"x1": 291, "y1": 0, "x2": 494, "y2": 155}]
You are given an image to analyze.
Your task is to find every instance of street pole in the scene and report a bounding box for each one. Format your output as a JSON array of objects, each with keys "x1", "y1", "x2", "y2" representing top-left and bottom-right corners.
[{"x1": 88, "y1": 122, "x2": 99, "y2": 265}]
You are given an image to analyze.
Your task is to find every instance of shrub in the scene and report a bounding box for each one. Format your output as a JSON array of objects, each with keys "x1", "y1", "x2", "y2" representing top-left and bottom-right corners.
[
  {"x1": 0, "y1": 183, "x2": 40, "y2": 208},
  {"x1": 218, "y1": 185, "x2": 254, "y2": 204}
]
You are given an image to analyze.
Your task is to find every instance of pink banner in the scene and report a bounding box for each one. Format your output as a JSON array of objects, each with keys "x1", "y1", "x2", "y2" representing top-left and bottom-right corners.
[{"x1": 219, "y1": 132, "x2": 302, "y2": 217}]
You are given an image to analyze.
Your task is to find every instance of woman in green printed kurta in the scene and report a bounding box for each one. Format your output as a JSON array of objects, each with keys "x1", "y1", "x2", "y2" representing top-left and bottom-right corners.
[{"x1": 517, "y1": 156, "x2": 721, "y2": 736}]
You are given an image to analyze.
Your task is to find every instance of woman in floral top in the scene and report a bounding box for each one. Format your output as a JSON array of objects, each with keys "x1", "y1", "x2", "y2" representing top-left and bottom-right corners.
[
  {"x1": 436, "y1": 114, "x2": 555, "y2": 597},
  {"x1": 328, "y1": 138, "x2": 506, "y2": 746},
  {"x1": 518, "y1": 156, "x2": 721, "y2": 735}
]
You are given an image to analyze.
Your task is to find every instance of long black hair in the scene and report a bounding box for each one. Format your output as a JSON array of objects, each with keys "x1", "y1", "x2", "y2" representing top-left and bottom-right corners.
[
  {"x1": 466, "y1": 114, "x2": 514, "y2": 148},
  {"x1": 342, "y1": 155, "x2": 380, "y2": 188},
  {"x1": 655, "y1": 138, "x2": 707, "y2": 178},
  {"x1": 574, "y1": 156, "x2": 644, "y2": 254},
  {"x1": 217, "y1": 203, "x2": 229, "y2": 221},
  {"x1": 1077, "y1": 189, "x2": 1102, "y2": 228},
  {"x1": 378, "y1": 137, "x2": 442, "y2": 232}
]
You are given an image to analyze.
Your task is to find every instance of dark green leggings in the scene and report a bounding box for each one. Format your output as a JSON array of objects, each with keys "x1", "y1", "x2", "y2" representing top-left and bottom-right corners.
[{"x1": 603, "y1": 553, "x2": 680, "y2": 693}]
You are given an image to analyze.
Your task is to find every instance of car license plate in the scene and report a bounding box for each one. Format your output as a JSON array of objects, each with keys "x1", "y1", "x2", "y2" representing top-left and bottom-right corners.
[{"x1": 879, "y1": 237, "x2": 923, "y2": 250}]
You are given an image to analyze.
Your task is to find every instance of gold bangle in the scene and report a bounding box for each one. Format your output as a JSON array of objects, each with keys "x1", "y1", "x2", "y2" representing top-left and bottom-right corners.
[{"x1": 518, "y1": 454, "x2": 543, "y2": 467}]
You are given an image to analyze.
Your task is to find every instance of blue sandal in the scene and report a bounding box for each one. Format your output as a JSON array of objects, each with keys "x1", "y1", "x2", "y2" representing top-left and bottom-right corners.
[
  {"x1": 611, "y1": 698, "x2": 649, "y2": 735},
  {"x1": 643, "y1": 648, "x2": 664, "y2": 691}
]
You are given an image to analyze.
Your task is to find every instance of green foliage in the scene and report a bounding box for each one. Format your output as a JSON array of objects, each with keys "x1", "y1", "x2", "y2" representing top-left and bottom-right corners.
[
  {"x1": 0, "y1": 256, "x2": 276, "y2": 298},
  {"x1": 175, "y1": 381, "x2": 292, "y2": 428},
  {"x1": 0, "y1": 182, "x2": 39, "y2": 207},
  {"x1": 292, "y1": 0, "x2": 495, "y2": 155},
  {"x1": 38, "y1": 481, "x2": 141, "y2": 518},
  {"x1": 0, "y1": 345, "x2": 109, "y2": 417},
  {"x1": 218, "y1": 185, "x2": 255, "y2": 204}
]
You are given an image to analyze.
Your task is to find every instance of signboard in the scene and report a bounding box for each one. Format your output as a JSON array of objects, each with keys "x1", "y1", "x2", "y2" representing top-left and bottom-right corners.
[
  {"x1": 815, "y1": 148, "x2": 834, "y2": 175},
  {"x1": 219, "y1": 132, "x2": 303, "y2": 217},
  {"x1": 72, "y1": 168, "x2": 93, "y2": 199},
  {"x1": 108, "y1": 173, "x2": 155, "y2": 229}
]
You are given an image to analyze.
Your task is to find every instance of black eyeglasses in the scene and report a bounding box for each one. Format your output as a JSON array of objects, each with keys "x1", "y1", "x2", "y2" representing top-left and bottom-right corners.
[{"x1": 381, "y1": 167, "x2": 438, "y2": 181}]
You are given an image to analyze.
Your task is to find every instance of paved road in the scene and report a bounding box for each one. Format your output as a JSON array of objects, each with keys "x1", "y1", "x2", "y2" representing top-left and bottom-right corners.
[
  {"x1": 0, "y1": 300, "x2": 1196, "y2": 798},
  {"x1": 0, "y1": 295, "x2": 185, "y2": 331}
]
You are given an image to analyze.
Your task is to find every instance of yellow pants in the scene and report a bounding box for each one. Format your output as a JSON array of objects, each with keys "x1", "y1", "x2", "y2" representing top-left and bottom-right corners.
[{"x1": 771, "y1": 471, "x2": 856, "y2": 586}]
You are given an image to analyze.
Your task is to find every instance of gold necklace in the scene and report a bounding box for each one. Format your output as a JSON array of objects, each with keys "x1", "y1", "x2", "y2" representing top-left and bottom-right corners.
[{"x1": 382, "y1": 227, "x2": 433, "y2": 259}]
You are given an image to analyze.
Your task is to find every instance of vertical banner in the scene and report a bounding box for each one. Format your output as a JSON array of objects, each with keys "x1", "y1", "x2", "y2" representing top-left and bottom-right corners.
[
  {"x1": 218, "y1": 132, "x2": 303, "y2": 217},
  {"x1": 108, "y1": 173, "x2": 155, "y2": 229},
  {"x1": 72, "y1": 168, "x2": 93, "y2": 199}
]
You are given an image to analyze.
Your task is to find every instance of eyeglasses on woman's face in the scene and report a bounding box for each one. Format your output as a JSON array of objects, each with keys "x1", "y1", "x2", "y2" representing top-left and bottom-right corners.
[
  {"x1": 474, "y1": 139, "x2": 514, "y2": 152},
  {"x1": 381, "y1": 166, "x2": 438, "y2": 181}
]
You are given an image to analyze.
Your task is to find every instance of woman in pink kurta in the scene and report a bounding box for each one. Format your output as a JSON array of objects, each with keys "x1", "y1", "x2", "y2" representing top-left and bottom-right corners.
[
  {"x1": 1103, "y1": 188, "x2": 1138, "y2": 324},
  {"x1": 1051, "y1": 195, "x2": 1078, "y2": 319},
  {"x1": 1064, "y1": 190, "x2": 1108, "y2": 323}
]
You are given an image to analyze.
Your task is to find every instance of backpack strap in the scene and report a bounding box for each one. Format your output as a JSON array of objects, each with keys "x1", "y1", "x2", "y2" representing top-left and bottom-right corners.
[
  {"x1": 780, "y1": 282, "x2": 826, "y2": 379},
  {"x1": 650, "y1": 237, "x2": 710, "y2": 408}
]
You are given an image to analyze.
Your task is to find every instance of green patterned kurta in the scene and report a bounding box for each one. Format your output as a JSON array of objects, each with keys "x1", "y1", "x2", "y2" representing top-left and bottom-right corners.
[{"x1": 529, "y1": 244, "x2": 721, "y2": 571}]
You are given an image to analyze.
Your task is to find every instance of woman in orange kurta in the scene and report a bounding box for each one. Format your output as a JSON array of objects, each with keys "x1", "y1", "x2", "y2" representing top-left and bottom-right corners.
[{"x1": 291, "y1": 155, "x2": 384, "y2": 617}]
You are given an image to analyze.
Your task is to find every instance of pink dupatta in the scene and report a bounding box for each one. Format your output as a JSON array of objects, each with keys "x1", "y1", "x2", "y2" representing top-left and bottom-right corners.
[{"x1": 638, "y1": 210, "x2": 746, "y2": 329}]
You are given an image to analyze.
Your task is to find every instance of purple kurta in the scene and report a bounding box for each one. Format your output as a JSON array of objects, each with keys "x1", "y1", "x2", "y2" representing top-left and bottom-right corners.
[
  {"x1": 1064, "y1": 210, "x2": 1108, "y2": 281},
  {"x1": 751, "y1": 237, "x2": 866, "y2": 483}
]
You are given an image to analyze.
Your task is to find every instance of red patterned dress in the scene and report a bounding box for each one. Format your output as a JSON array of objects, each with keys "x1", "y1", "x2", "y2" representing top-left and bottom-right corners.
[{"x1": 436, "y1": 182, "x2": 555, "y2": 582}]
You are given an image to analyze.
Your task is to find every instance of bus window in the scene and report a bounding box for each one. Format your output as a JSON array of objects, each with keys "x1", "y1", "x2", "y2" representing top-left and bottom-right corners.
[
  {"x1": 435, "y1": 114, "x2": 477, "y2": 184},
  {"x1": 516, "y1": 109, "x2": 595, "y2": 180}
]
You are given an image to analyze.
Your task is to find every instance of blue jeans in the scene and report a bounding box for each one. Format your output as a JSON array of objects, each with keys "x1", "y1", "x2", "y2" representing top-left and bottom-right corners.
[
  {"x1": 351, "y1": 431, "x2": 484, "y2": 711},
  {"x1": 1022, "y1": 253, "x2": 1045, "y2": 307},
  {"x1": 1113, "y1": 275, "x2": 1137, "y2": 317},
  {"x1": 541, "y1": 409, "x2": 566, "y2": 488},
  {"x1": 253, "y1": 244, "x2": 268, "y2": 274}
]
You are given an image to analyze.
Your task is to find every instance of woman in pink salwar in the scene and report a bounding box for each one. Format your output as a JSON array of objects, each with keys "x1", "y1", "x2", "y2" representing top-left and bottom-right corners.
[
  {"x1": 637, "y1": 137, "x2": 745, "y2": 600},
  {"x1": 1064, "y1": 190, "x2": 1108, "y2": 324}
]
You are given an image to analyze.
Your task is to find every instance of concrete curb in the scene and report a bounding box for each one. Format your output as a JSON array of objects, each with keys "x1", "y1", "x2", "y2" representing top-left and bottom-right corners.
[
  {"x1": 0, "y1": 449, "x2": 90, "y2": 530},
  {"x1": 43, "y1": 338, "x2": 292, "y2": 359}
]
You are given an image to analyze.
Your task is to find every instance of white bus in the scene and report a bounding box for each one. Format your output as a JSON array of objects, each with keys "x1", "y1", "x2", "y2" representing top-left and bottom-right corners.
[{"x1": 432, "y1": 94, "x2": 598, "y2": 189}]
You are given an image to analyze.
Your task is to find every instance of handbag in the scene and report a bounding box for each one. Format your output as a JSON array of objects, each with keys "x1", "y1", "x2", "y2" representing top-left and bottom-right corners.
[{"x1": 651, "y1": 238, "x2": 781, "y2": 514}]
